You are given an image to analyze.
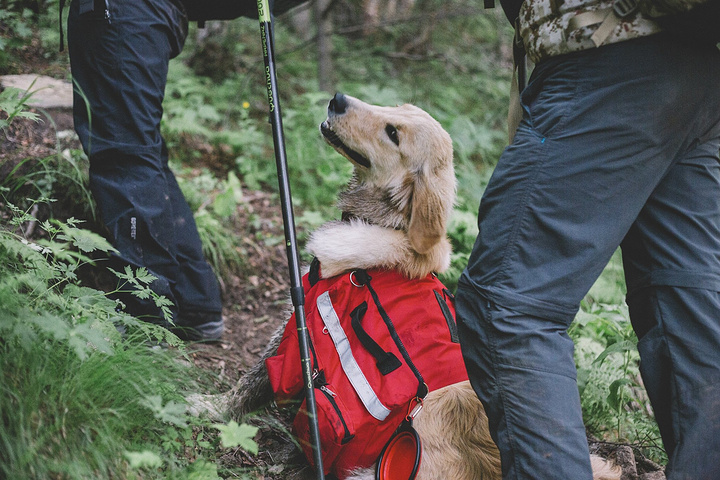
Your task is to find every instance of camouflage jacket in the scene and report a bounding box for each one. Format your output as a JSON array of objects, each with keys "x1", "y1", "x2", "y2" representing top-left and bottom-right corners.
[{"x1": 519, "y1": 0, "x2": 663, "y2": 63}]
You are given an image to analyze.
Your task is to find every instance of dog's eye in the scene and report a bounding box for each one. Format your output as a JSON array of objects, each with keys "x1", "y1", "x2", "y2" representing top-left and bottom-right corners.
[{"x1": 385, "y1": 124, "x2": 399, "y2": 146}]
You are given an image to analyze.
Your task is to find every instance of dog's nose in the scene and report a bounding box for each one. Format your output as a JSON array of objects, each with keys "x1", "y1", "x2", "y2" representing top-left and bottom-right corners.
[{"x1": 329, "y1": 93, "x2": 347, "y2": 115}]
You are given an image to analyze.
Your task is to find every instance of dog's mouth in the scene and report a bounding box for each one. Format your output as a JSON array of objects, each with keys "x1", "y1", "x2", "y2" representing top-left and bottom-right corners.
[{"x1": 320, "y1": 121, "x2": 371, "y2": 169}]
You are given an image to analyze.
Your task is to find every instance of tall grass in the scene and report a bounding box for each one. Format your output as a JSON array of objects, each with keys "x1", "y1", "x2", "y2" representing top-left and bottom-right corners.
[
  {"x1": 1, "y1": 329, "x2": 195, "y2": 478},
  {"x1": 0, "y1": 204, "x2": 227, "y2": 479}
]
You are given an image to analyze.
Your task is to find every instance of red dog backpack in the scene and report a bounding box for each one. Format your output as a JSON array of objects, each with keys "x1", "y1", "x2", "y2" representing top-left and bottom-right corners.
[{"x1": 265, "y1": 259, "x2": 469, "y2": 479}]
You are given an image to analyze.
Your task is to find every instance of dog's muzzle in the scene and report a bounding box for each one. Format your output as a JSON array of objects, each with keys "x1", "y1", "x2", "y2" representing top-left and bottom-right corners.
[{"x1": 320, "y1": 115, "x2": 372, "y2": 169}]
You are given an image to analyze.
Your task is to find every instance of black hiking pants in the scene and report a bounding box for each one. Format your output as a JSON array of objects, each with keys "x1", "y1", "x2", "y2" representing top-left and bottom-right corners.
[{"x1": 67, "y1": 0, "x2": 222, "y2": 327}]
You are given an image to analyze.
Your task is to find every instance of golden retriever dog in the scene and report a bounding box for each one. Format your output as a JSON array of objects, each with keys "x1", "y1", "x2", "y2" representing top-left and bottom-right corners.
[{"x1": 191, "y1": 94, "x2": 620, "y2": 480}]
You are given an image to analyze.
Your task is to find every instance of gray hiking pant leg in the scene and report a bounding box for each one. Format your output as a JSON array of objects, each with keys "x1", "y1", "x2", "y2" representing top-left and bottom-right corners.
[
  {"x1": 622, "y1": 138, "x2": 720, "y2": 480},
  {"x1": 456, "y1": 34, "x2": 720, "y2": 480}
]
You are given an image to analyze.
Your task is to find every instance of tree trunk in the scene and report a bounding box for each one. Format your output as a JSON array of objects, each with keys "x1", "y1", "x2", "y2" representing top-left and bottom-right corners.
[{"x1": 315, "y1": 0, "x2": 334, "y2": 93}]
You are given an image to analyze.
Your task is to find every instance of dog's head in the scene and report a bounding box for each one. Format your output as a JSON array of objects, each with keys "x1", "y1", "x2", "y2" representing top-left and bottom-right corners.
[{"x1": 320, "y1": 93, "x2": 455, "y2": 255}]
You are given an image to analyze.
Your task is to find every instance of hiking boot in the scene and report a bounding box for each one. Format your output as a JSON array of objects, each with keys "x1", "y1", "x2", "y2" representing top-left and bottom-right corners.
[{"x1": 172, "y1": 312, "x2": 224, "y2": 342}]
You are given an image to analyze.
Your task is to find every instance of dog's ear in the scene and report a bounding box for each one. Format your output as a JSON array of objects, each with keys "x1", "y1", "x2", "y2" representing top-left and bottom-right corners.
[{"x1": 407, "y1": 160, "x2": 454, "y2": 255}]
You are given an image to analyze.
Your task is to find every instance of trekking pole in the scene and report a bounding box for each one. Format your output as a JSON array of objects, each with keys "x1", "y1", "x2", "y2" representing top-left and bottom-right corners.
[{"x1": 256, "y1": 2, "x2": 326, "y2": 479}]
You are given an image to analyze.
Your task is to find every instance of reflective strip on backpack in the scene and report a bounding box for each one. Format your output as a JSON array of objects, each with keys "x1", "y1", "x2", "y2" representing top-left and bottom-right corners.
[{"x1": 317, "y1": 291, "x2": 392, "y2": 421}]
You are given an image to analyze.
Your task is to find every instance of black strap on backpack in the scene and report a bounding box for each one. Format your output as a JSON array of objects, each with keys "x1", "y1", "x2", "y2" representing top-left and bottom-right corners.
[
  {"x1": 309, "y1": 257, "x2": 322, "y2": 287},
  {"x1": 352, "y1": 270, "x2": 429, "y2": 400},
  {"x1": 350, "y1": 302, "x2": 403, "y2": 375},
  {"x1": 434, "y1": 290, "x2": 460, "y2": 343}
]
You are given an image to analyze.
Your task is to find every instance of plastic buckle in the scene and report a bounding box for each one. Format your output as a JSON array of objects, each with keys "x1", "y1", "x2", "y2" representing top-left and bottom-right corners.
[{"x1": 613, "y1": 0, "x2": 638, "y2": 18}]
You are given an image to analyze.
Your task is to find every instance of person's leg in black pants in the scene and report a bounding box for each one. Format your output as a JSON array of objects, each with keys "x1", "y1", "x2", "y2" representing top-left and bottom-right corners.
[{"x1": 68, "y1": 0, "x2": 223, "y2": 340}]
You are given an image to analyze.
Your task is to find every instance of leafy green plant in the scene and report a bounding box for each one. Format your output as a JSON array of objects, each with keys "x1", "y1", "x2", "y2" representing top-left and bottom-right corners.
[
  {"x1": 570, "y1": 254, "x2": 664, "y2": 462},
  {"x1": 163, "y1": 69, "x2": 224, "y2": 138},
  {"x1": 0, "y1": 84, "x2": 40, "y2": 131},
  {"x1": 0, "y1": 86, "x2": 37, "y2": 122},
  {"x1": 177, "y1": 168, "x2": 246, "y2": 278},
  {"x1": 164, "y1": 62, "x2": 268, "y2": 166},
  {"x1": 2, "y1": 147, "x2": 97, "y2": 221},
  {"x1": 0, "y1": 5, "x2": 34, "y2": 71},
  {"x1": 214, "y1": 420, "x2": 259, "y2": 453},
  {"x1": 0, "y1": 198, "x2": 258, "y2": 479},
  {"x1": 440, "y1": 209, "x2": 480, "y2": 292},
  {"x1": 109, "y1": 264, "x2": 178, "y2": 327},
  {"x1": 1, "y1": 81, "x2": 95, "y2": 220},
  {"x1": 573, "y1": 306, "x2": 665, "y2": 462}
]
